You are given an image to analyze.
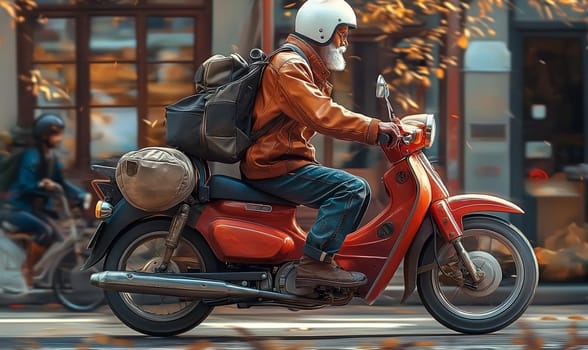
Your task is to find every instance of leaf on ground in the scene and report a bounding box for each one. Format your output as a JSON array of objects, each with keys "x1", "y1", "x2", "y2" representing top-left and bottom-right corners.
[
  {"x1": 380, "y1": 338, "x2": 401, "y2": 349},
  {"x1": 540, "y1": 316, "x2": 558, "y2": 320},
  {"x1": 86, "y1": 334, "x2": 112, "y2": 345},
  {"x1": 186, "y1": 340, "x2": 214, "y2": 350},
  {"x1": 111, "y1": 338, "x2": 134, "y2": 347}
]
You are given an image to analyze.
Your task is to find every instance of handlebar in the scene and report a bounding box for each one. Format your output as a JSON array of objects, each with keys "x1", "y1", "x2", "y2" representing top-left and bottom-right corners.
[
  {"x1": 377, "y1": 133, "x2": 393, "y2": 145},
  {"x1": 378, "y1": 130, "x2": 415, "y2": 146}
]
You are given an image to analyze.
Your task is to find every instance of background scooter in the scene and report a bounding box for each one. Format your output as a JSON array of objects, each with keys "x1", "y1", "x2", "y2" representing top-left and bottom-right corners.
[{"x1": 0, "y1": 184, "x2": 104, "y2": 311}]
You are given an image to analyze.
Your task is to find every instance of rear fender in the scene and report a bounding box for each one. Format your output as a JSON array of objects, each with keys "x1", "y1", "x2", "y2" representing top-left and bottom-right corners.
[{"x1": 81, "y1": 199, "x2": 202, "y2": 270}]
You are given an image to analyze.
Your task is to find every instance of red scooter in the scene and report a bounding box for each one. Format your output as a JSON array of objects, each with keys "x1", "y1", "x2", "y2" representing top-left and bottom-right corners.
[{"x1": 84, "y1": 75, "x2": 538, "y2": 337}]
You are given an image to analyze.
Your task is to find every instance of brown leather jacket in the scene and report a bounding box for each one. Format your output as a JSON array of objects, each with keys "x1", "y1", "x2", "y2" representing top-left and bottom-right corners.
[{"x1": 240, "y1": 34, "x2": 381, "y2": 180}]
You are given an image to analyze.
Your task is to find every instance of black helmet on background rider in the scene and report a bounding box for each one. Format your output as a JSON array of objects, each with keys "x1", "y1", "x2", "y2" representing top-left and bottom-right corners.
[
  {"x1": 294, "y1": 0, "x2": 357, "y2": 46},
  {"x1": 33, "y1": 113, "x2": 65, "y2": 145}
]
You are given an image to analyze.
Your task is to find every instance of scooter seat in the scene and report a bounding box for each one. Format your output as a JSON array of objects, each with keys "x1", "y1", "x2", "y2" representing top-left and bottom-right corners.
[{"x1": 207, "y1": 175, "x2": 296, "y2": 207}]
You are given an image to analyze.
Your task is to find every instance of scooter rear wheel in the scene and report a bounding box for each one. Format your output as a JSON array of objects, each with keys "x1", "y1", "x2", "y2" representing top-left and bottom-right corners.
[
  {"x1": 417, "y1": 215, "x2": 538, "y2": 334},
  {"x1": 103, "y1": 219, "x2": 219, "y2": 337}
]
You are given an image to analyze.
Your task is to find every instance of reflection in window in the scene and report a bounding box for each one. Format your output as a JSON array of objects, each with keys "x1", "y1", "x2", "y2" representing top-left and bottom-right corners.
[
  {"x1": 90, "y1": 17, "x2": 136, "y2": 61},
  {"x1": 34, "y1": 109, "x2": 77, "y2": 168},
  {"x1": 90, "y1": 63, "x2": 137, "y2": 105},
  {"x1": 34, "y1": 64, "x2": 76, "y2": 106},
  {"x1": 33, "y1": 18, "x2": 75, "y2": 61},
  {"x1": 91, "y1": 108, "x2": 137, "y2": 160},
  {"x1": 147, "y1": 17, "x2": 194, "y2": 62},
  {"x1": 147, "y1": 63, "x2": 194, "y2": 105}
]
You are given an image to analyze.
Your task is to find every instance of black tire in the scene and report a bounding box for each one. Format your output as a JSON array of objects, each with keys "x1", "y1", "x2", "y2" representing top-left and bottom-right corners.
[
  {"x1": 103, "y1": 219, "x2": 219, "y2": 337},
  {"x1": 417, "y1": 215, "x2": 538, "y2": 334},
  {"x1": 53, "y1": 249, "x2": 105, "y2": 312}
]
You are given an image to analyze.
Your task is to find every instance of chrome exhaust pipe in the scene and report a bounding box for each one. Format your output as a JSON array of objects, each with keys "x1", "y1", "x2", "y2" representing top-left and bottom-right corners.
[{"x1": 90, "y1": 271, "x2": 317, "y2": 303}]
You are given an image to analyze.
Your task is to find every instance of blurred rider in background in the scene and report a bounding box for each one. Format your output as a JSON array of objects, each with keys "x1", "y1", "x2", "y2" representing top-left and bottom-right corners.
[{"x1": 4, "y1": 113, "x2": 90, "y2": 289}]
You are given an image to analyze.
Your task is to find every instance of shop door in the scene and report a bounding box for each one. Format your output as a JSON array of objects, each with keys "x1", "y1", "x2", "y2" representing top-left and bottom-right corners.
[{"x1": 519, "y1": 33, "x2": 588, "y2": 283}]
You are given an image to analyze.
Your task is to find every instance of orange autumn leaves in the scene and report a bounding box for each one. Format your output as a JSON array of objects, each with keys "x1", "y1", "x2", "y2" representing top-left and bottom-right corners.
[{"x1": 353, "y1": 0, "x2": 585, "y2": 110}]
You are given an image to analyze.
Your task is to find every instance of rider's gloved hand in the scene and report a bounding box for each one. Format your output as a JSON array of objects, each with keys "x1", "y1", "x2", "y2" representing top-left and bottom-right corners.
[
  {"x1": 378, "y1": 121, "x2": 402, "y2": 144},
  {"x1": 38, "y1": 178, "x2": 58, "y2": 191}
]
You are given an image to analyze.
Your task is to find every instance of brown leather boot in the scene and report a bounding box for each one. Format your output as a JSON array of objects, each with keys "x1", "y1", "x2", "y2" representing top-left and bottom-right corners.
[
  {"x1": 296, "y1": 254, "x2": 367, "y2": 288},
  {"x1": 22, "y1": 242, "x2": 48, "y2": 289}
]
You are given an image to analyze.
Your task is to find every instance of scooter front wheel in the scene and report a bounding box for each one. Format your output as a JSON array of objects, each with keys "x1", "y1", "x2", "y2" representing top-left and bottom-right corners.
[
  {"x1": 417, "y1": 215, "x2": 539, "y2": 334},
  {"x1": 53, "y1": 249, "x2": 105, "y2": 312},
  {"x1": 103, "y1": 219, "x2": 220, "y2": 337}
]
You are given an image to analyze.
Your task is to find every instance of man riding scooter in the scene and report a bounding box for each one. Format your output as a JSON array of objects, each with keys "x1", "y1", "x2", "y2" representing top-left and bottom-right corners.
[
  {"x1": 242, "y1": 0, "x2": 401, "y2": 288},
  {"x1": 3, "y1": 113, "x2": 90, "y2": 289}
]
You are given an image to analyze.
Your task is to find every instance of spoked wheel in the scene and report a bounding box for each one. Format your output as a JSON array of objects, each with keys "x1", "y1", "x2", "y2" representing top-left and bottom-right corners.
[
  {"x1": 53, "y1": 249, "x2": 105, "y2": 312},
  {"x1": 417, "y1": 215, "x2": 539, "y2": 334},
  {"x1": 103, "y1": 220, "x2": 219, "y2": 337}
]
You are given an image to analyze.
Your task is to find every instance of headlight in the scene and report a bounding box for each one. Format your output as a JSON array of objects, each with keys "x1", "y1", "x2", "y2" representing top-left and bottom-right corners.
[
  {"x1": 424, "y1": 114, "x2": 436, "y2": 148},
  {"x1": 401, "y1": 114, "x2": 436, "y2": 148}
]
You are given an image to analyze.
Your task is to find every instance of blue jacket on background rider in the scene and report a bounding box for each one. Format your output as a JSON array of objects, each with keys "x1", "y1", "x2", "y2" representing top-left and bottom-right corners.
[
  {"x1": 5, "y1": 113, "x2": 90, "y2": 288},
  {"x1": 242, "y1": 0, "x2": 402, "y2": 289}
]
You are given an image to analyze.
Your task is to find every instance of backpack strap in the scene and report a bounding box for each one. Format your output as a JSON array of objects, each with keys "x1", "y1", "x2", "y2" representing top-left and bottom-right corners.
[
  {"x1": 250, "y1": 43, "x2": 309, "y2": 142},
  {"x1": 274, "y1": 43, "x2": 309, "y2": 66}
]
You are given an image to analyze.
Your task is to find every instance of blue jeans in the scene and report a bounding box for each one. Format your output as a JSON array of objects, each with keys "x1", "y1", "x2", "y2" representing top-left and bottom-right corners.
[
  {"x1": 246, "y1": 165, "x2": 371, "y2": 262},
  {"x1": 6, "y1": 211, "x2": 56, "y2": 246}
]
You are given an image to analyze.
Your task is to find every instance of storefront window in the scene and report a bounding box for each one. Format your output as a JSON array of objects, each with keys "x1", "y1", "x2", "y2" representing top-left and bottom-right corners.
[
  {"x1": 19, "y1": 3, "x2": 211, "y2": 169},
  {"x1": 522, "y1": 36, "x2": 587, "y2": 283}
]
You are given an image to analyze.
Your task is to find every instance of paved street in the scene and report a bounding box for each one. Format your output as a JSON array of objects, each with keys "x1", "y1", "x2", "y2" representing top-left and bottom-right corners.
[{"x1": 0, "y1": 303, "x2": 586, "y2": 349}]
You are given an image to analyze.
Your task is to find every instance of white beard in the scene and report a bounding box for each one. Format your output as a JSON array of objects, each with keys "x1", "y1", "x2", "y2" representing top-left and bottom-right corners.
[{"x1": 322, "y1": 43, "x2": 347, "y2": 71}]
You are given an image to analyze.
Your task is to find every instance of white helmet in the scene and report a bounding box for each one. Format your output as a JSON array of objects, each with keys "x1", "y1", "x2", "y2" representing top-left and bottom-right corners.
[{"x1": 295, "y1": 0, "x2": 357, "y2": 46}]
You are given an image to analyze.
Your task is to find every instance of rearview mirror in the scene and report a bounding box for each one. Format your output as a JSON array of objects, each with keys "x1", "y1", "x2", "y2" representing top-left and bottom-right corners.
[{"x1": 375, "y1": 74, "x2": 389, "y2": 99}]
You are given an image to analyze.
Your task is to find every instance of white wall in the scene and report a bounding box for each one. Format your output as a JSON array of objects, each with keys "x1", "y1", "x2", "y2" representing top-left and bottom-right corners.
[
  {"x1": 0, "y1": 7, "x2": 18, "y2": 131},
  {"x1": 212, "y1": 0, "x2": 257, "y2": 56},
  {"x1": 462, "y1": 2, "x2": 512, "y2": 198}
]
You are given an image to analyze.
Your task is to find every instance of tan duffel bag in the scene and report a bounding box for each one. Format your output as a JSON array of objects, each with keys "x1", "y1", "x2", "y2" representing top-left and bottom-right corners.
[{"x1": 116, "y1": 147, "x2": 196, "y2": 212}]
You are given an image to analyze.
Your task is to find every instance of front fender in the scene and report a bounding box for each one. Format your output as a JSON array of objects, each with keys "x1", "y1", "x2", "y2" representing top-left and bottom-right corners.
[
  {"x1": 401, "y1": 194, "x2": 523, "y2": 303},
  {"x1": 81, "y1": 199, "x2": 201, "y2": 270},
  {"x1": 448, "y1": 194, "x2": 524, "y2": 229}
]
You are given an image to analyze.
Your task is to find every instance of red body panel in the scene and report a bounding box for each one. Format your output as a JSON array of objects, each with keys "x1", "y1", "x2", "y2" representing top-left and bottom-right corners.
[
  {"x1": 356, "y1": 155, "x2": 431, "y2": 303},
  {"x1": 196, "y1": 201, "x2": 307, "y2": 264}
]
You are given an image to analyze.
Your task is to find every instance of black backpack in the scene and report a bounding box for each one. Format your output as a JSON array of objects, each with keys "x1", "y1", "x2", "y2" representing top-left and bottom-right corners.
[{"x1": 165, "y1": 44, "x2": 308, "y2": 163}]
